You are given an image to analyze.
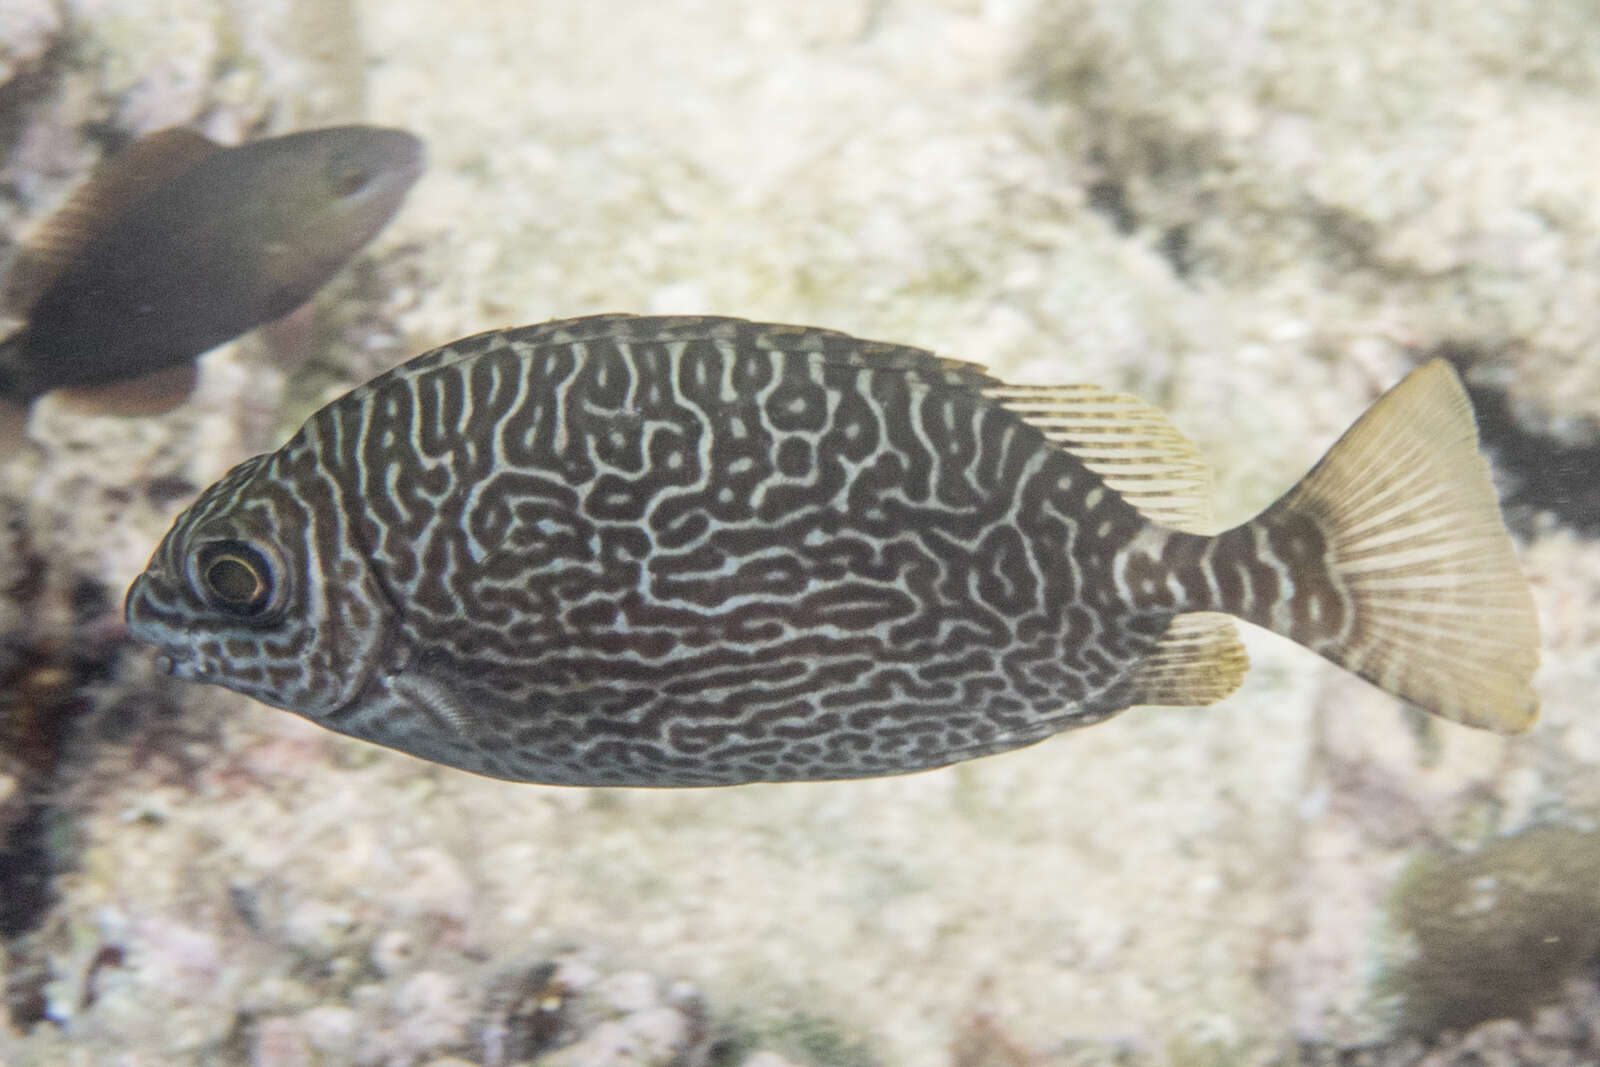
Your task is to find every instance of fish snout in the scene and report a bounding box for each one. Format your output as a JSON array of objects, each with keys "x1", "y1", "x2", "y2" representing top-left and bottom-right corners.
[
  {"x1": 123, "y1": 572, "x2": 193, "y2": 676},
  {"x1": 123, "y1": 572, "x2": 157, "y2": 633}
]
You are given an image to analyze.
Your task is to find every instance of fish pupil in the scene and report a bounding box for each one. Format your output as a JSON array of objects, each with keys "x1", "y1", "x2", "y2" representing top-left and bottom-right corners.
[{"x1": 328, "y1": 162, "x2": 374, "y2": 198}]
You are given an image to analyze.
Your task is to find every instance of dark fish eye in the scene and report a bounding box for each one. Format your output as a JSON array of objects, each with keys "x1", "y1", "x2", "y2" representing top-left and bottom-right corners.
[
  {"x1": 196, "y1": 542, "x2": 275, "y2": 616},
  {"x1": 327, "y1": 156, "x2": 376, "y2": 198}
]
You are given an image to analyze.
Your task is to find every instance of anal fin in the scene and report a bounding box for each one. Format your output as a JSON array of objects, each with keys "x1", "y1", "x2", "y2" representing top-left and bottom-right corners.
[
  {"x1": 53, "y1": 362, "x2": 199, "y2": 417},
  {"x1": 0, "y1": 397, "x2": 28, "y2": 462},
  {"x1": 1125, "y1": 612, "x2": 1249, "y2": 707}
]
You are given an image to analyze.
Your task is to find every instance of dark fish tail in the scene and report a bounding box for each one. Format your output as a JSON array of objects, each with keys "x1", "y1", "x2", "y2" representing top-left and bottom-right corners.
[
  {"x1": 0, "y1": 330, "x2": 33, "y2": 458},
  {"x1": 1176, "y1": 360, "x2": 1539, "y2": 731},
  {"x1": 0, "y1": 329, "x2": 30, "y2": 405}
]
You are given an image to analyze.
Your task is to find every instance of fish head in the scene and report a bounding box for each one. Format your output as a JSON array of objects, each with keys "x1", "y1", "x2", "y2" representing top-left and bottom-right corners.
[
  {"x1": 125, "y1": 447, "x2": 399, "y2": 721},
  {"x1": 242, "y1": 126, "x2": 425, "y2": 315},
  {"x1": 307, "y1": 125, "x2": 425, "y2": 223}
]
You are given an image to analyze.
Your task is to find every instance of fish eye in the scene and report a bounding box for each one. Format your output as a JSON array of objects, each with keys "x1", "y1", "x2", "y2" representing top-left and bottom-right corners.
[
  {"x1": 194, "y1": 541, "x2": 276, "y2": 617},
  {"x1": 326, "y1": 155, "x2": 375, "y2": 198}
]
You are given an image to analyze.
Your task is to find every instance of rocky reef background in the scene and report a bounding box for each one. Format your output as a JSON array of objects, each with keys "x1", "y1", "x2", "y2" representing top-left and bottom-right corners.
[{"x1": 2, "y1": 1, "x2": 1599, "y2": 1064}]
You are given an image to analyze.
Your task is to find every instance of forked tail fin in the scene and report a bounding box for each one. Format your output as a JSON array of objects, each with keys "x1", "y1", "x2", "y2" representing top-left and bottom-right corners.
[{"x1": 1216, "y1": 359, "x2": 1539, "y2": 731}]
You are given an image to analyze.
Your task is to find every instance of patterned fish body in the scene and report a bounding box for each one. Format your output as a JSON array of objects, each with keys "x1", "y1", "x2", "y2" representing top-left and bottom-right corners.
[
  {"x1": 0, "y1": 125, "x2": 424, "y2": 405},
  {"x1": 125, "y1": 315, "x2": 1540, "y2": 786}
]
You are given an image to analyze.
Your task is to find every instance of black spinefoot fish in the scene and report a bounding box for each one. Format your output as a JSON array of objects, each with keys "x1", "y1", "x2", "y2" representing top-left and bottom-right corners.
[
  {"x1": 0, "y1": 124, "x2": 424, "y2": 413},
  {"x1": 124, "y1": 315, "x2": 1540, "y2": 786}
]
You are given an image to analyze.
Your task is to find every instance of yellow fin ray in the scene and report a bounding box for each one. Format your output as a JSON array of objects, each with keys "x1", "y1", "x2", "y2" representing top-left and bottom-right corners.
[
  {"x1": 1124, "y1": 612, "x2": 1249, "y2": 707},
  {"x1": 985, "y1": 382, "x2": 1216, "y2": 534}
]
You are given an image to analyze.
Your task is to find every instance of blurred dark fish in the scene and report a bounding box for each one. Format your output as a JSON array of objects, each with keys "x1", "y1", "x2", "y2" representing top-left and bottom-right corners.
[
  {"x1": 126, "y1": 315, "x2": 1540, "y2": 787},
  {"x1": 0, "y1": 124, "x2": 424, "y2": 417}
]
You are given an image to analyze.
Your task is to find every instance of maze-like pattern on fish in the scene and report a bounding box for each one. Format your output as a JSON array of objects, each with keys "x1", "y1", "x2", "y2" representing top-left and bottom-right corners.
[{"x1": 250, "y1": 316, "x2": 1168, "y2": 783}]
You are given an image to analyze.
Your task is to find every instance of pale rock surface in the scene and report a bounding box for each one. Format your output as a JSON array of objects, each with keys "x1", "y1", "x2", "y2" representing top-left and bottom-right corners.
[{"x1": 0, "y1": 0, "x2": 58, "y2": 87}]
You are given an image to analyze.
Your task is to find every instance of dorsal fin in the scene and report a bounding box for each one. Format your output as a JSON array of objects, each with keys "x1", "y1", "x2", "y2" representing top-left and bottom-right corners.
[
  {"x1": 1123, "y1": 612, "x2": 1249, "y2": 707},
  {"x1": 984, "y1": 383, "x2": 1216, "y2": 533},
  {"x1": 2, "y1": 128, "x2": 223, "y2": 315},
  {"x1": 759, "y1": 325, "x2": 1216, "y2": 534},
  {"x1": 746, "y1": 319, "x2": 999, "y2": 386},
  {"x1": 368, "y1": 315, "x2": 1213, "y2": 534},
  {"x1": 503, "y1": 314, "x2": 1001, "y2": 387},
  {"x1": 372, "y1": 313, "x2": 1010, "y2": 420}
]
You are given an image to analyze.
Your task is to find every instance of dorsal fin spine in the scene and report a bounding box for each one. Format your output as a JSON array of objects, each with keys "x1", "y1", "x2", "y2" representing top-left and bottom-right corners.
[
  {"x1": 983, "y1": 382, "x2": 1218, "y2": 534},
  {"x1": 2, "y1": 128, "x2": 222, "y2": 314}
]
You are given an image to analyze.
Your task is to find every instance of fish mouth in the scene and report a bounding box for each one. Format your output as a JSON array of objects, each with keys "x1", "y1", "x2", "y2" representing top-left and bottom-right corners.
[
  {"x1": 392, "y1": 131, "x2": 426, "y2": 181},
  {"x1": 152, "y1": 650, "x2": 188, "y2": 677},
  {"x1": 140, "y1": 638, "x2": 202, "y2": 681},
  {"x1": 135, "y1": 638, "x2": 205, "y2": 682},
  {"x1": 123, "y1": 573, "x2": 156, "y2": 636},
  {"x1": 362, "y1": 128, "x2": 425, "y2": 196}
]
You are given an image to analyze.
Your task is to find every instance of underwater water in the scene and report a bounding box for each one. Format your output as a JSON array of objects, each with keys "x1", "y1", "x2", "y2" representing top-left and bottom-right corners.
[{"x1": 2, "y1": 1, "x2": 1599, "y2": 1064}]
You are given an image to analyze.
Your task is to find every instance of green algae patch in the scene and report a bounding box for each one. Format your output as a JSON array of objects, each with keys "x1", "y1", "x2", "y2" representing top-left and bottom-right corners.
[
  {"x1": 760, "y1": 1010, "x2": 879, "y2": 1067},
  {"x1": 1383, "y1": 824, "x2": 1600, "y2": 1037}
]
